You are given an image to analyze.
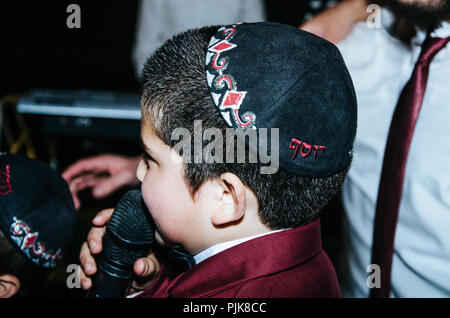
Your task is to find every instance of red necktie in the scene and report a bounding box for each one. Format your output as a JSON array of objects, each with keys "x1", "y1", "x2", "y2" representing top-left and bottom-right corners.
[{"x1": 370, "y1": 35, "x2": 450, "y2": 298}]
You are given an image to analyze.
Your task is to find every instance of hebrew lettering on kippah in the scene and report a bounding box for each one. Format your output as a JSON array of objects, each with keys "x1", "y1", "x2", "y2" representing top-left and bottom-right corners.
[
  {"x1": 0, "y1": 165, "x2": 13, "y2": 195},
  {"x1": 289, "y1": 138, "x2": 325, "y2": 161}
]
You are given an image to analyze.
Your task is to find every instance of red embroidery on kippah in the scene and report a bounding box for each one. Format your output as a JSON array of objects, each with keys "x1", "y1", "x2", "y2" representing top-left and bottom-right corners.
[
  {"x1": 234, "y1": 110, "x2": 255, "y2": 127},
  {"x1": 211, "y1": 41, "x2": 235, "y2": 52},
  {"x1": 289, "y1": 139, "x2": 302, "y2": 160},
  {"x1": 212, "y1": 54, "x2": 228, "y2": 70},
  {"x1": 0, "y1": 165, "x2": 13, "y2": 195},
  {"x1": 314, "y1": 145, "x2": 326, "y2": 160},
  {"x1": 300, "y1": 142, "x2": 313, "y2": 158},
  {"x1": 222, "y1": 27, "x2": 236, "y2": 40},
  {"x1": 207, "y1": 24, "x2": 256, "y2": 130},
  {"x1": 289, "y1": 139, "x2": 325, "y2": 161},
  {"x1": 10, "y1": 217, "x2": 63, "y2": 268},
  {"x1": 215, "y1": 76, "x2": 235, "y2": 90},
  {"x1": 225, "y1": 92, "x2": 243, "y2": 106},
  {"x1": 220, "y1": 90, "x2": 247, "y2": 110}
]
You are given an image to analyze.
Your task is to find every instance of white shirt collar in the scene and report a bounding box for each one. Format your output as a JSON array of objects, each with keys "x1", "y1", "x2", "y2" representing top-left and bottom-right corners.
[
  {"x1": 431, "y1": 20, "x2": 450, "y2": 38},
  {"x1": 193, "y1": 229, "x2": 289, "y2": 265},
  {"x1": 411, "y1": 20, "x2": 450, "y2": 45},
  {"x1": 409, "y1": 21, "x2": 450, "y2": 64}
]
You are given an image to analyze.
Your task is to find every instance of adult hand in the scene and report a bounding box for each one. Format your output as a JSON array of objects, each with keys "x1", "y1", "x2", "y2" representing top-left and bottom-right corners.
[
  {"x1": 63, "y1": 154, "x2": 141, "y2": 210},
  {"x1": 78, "y1": 209, "x2": 160, "y2": 296},
  {"x1": 300, "y1": 0, "x2": 369, "y2": 44}
]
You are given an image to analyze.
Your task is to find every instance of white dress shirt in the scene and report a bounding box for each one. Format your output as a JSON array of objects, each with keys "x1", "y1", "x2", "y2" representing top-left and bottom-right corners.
[
  {"x1": 337, "y1": 9, "x2": 450, "y2": 297},
  {"x1": 132, "y1": 0, "x2": 265, "y2": 78}
]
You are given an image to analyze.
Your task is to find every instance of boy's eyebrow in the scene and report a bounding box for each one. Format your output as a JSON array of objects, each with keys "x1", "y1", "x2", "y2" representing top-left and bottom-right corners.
[{"x1": 139, "y1": 139, "x2": 158, "y2": 160}]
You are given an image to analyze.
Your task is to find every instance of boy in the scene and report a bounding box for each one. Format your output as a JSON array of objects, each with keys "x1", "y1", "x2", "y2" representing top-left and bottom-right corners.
[
  {"x1": 0, "y1": 154, "x2": 76, "y2": 298},
  {"x1": 80, "y1": 22, "x2": 357, "y2": 297}
]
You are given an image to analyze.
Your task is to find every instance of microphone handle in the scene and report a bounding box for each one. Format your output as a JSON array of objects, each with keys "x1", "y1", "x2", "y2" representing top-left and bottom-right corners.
[
  {"x1": 86, "y1": 267, "x2": 131, "y2": 298},
  {"x1": 86, "y1": 231, "x2": 134, "y2": 298}
]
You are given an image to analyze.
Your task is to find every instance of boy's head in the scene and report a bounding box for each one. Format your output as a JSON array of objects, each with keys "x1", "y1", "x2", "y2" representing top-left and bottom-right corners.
[
  {"x1": 0, "y1": 154, "x2": 76, "y2": 298},
  {"x1": 137, "y1": 22, "x2": 357, "y2": 255}
]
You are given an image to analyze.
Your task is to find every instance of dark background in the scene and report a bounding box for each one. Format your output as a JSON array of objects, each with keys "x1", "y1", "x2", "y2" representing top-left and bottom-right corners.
[
  {"x1": 1, "y1": 1, "x2": 311, "y2": 98},
  {"x1": 1, "y1": 1, "x2": 140, "y2": 96},
  {"x1": 1, "y1": 1, "x2": 344, "y2": 298}
]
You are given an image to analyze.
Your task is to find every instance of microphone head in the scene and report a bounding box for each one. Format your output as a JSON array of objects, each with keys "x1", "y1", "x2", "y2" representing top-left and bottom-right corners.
[
  {"x1": 100, "y1": 190, "x2": 155, "y2": 273},
  {"x1": 108, "y1": 190, "x2": 155, "y2": 245}
]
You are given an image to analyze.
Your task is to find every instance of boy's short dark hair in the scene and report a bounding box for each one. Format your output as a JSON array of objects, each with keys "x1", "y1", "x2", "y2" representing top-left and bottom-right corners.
[{"x1": 141, "y1": 26, "x2": 349, "y2": 230}]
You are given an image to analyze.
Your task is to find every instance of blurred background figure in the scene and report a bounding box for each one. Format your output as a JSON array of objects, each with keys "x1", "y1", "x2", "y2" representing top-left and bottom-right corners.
[
  {"x1": 303, "y1": 0, "x2": 450, "y2": 297},
  {"x1": 301, "y1": 0, "x2": 370, "y2": 43},
  {"x1": 133, "y1": 0, "x2": 265, "y2": 79}
]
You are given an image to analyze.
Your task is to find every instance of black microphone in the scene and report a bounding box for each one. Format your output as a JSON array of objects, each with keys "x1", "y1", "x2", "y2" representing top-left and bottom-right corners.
[{"x1": 87, "y1": 190, "x2": 155, "y2": 298}]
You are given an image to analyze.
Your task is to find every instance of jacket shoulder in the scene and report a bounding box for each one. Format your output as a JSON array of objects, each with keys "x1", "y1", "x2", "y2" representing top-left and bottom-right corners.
[{"x1": 217, "y1": 251, "x2": 342, "y2": 298}]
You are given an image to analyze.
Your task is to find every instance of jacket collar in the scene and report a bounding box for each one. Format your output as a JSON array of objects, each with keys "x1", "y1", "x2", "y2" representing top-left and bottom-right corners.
[{"x1": 167, "y1": 219, "x2": 322, "y2": 298}]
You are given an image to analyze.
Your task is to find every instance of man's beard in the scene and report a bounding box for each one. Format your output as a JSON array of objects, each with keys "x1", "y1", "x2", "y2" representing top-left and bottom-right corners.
[{"x1": 372, "y1": 0, "x2": 450, "y2": 31}]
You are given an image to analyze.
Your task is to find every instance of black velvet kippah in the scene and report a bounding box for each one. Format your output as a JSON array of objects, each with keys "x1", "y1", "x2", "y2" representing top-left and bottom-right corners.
[
  {"x1": 205, "y1": 22, "x2": 357, "y2": 177},
  {"x1": 0, "y1": 154, "x2": 76, "y2": 269}
]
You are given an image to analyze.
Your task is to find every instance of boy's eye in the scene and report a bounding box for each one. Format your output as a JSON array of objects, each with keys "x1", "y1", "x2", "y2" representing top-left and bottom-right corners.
[{"x1": 140, "y1": 141, "x2": 158, "y2": 167}]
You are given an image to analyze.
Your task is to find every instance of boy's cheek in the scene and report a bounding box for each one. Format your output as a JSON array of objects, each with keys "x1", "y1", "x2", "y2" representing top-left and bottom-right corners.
[
  {"x1": 141, "y1": 177, "x2": 162, "y2": 212},
  {"x1": 141, "y1": 183, "x2": 175, "y2": 241}
]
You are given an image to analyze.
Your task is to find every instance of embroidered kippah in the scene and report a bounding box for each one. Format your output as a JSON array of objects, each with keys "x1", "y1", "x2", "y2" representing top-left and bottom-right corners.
[
  {"x1": 205, "y1": 22, "x2": 357, "y2": 177},
  {"x1": 0, "y1": 154, "x2": 76, "y2": 268}
]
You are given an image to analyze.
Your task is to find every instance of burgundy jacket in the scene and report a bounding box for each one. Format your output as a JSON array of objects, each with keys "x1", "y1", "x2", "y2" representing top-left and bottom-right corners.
[{"x1": 138, "y1": 219, "x2": 341, "y2": 298}]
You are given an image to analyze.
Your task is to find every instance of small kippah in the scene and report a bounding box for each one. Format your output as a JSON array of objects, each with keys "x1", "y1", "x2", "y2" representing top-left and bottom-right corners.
[{"x1": 205, "y1": 22, "x2": 357, "y2": 177}]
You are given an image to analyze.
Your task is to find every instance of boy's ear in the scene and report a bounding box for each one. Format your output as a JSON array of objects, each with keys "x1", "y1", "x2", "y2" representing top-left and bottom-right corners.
[
  {"x1": 0, "y1": 274, "x2": 20, "y2": 298},
  {"x1": 211, "y1": 173, "x2": 247, "y2": 227}
]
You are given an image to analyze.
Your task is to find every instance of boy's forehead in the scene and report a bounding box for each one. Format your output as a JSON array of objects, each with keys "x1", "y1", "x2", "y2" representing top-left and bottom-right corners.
[
  {"x1": 140, "y1": 120, "x2": 172, "y2": 155},
  {"x1": 140, "y1": 113, "x2": 160, "y2": 140},
  {"x1": 141, "y1": 122, "x2": 159, "y2": 147}
]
